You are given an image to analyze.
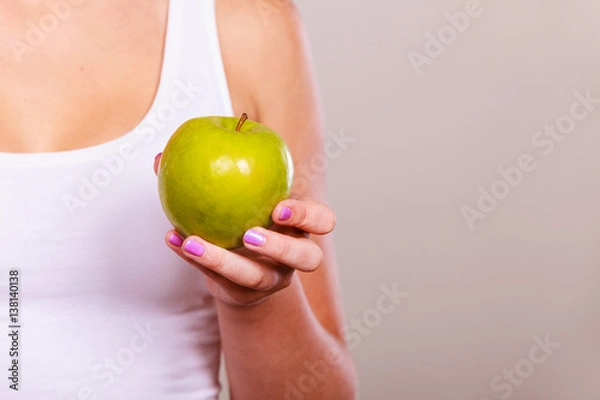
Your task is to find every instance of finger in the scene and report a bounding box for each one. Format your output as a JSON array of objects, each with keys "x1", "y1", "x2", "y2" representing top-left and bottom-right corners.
[
  {"x1": 164, "y1": 231, "x2": 224, "y2": 282},
  {"x1": 153, "y1": 152, "x2": 162, "y2": 175},
  {"x1": 242, "y1": 227, "x2": 324, "y2": 272},
  {"x1": 165, "y1": 231, "x2": 291, "y2": 306},
  {"x1": 272, "y1": 198, "x2": 336, "y2": 235},
  {"x1": 164, "y1": 231, "x2": 291, "y2": 292}
]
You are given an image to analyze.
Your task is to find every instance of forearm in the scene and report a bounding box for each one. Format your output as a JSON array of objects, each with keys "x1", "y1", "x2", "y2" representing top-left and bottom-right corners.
[{"x1": 216, "y1": 275, "x2": 357, "y2": 399}]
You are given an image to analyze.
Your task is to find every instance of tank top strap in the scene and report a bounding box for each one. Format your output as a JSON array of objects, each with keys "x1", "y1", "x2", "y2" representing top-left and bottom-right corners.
[{"x1": 162, "y1": 0, "x2": 234, "y2": 118}]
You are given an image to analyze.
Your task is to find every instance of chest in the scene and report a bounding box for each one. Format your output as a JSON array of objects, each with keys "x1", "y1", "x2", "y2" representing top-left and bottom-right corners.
[{"x1": 0, "y1": 2, "x2": 167, "y2": 153}]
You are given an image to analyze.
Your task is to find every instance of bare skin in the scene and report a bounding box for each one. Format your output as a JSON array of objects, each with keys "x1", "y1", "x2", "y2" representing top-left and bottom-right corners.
[{"x1": 0, "y1": 0, "x2": 357, "y2": 398}]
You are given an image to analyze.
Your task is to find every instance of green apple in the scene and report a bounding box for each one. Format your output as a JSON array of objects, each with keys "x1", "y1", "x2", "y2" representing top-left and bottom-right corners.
[{"x1": 157, "y1": 114, "x2": 294, "y2": 249}]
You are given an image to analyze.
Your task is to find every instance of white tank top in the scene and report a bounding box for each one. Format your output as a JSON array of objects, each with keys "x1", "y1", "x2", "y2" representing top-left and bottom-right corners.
[{"x1": 0, "y1": 1, "x2": 233, "y2": 398}]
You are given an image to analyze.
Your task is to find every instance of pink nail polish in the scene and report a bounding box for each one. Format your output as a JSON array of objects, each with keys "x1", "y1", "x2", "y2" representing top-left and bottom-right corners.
[
  {"x1": 154, "y1": 153, "x2": 162, "y2": 173},
  {"x1": 279, "y1": 207, "x2": 292, "y2": 221},
  {"x1": 244, "y1": 229, "x2": 266, "y2": 246},
  {"x1": 184, "y1": 239, "x2": 205, "y2": 257},
  {"x1": 168, "y1": 232, "x2": 183, "y2": 246}
]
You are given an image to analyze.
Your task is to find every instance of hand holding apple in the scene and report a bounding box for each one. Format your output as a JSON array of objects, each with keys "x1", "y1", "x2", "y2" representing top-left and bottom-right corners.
[
  {"x1": 157, "y1": 113, "x2": 294, "y2": 249},
  {"x1": 153, "y1": 113, "x2": 336, "y2": 306},
  {"x1": 162, "y1": 197, "x2": 336, "y2": 307}
]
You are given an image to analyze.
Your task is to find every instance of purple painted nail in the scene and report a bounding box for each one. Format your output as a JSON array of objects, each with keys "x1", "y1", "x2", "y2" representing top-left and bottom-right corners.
[
  {"x1": 168, "y1": 232, "x2": 183, "y2": 246},
  {"x1": 279, "y1": 207, "x2": 292, "y2": 221},
  {"x1": 184, "y1": 239, "x2": 205, "y2": 257},
  {"x1": 244, "y1": 229, "x2": 266, "y2": 246}
]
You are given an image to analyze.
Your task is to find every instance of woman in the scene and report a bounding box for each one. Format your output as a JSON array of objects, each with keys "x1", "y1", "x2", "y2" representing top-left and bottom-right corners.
[{"x1": 0, "y1": 0, "x2": 357, "y2": 398}]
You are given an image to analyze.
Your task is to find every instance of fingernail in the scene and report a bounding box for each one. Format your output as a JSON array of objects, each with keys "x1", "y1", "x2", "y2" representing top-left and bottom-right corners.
[
  {"x1": 244, "y1": 229, "x2": 266, "y2": 246},
  {"x1": 168, "y1": 232, "x2": 183, "y2": 246},
  {"x1": 279, "y1": 207, "x2": 292, "y2": 221},
  {"x1": 184, "y1": 239, "x2": 205, "y2": 257},
  {"x1": 154, "y1": 152, "x2": 162, "y2": 173}
]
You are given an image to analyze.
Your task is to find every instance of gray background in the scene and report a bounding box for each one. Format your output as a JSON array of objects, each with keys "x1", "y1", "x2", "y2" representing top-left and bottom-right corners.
[{"x1": 224, "y1": 0, "x2": 600, "y2": 399}]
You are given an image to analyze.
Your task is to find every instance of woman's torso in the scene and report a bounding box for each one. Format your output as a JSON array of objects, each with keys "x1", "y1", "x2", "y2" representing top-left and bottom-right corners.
[{"x1": 0, "y1": 1, "x2": 235, "y2": 398}]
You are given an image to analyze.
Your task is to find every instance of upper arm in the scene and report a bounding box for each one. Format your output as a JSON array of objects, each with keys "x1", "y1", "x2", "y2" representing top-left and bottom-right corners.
[{"x1": 216, "y1": 0, "x2": 347, "y2": 340}]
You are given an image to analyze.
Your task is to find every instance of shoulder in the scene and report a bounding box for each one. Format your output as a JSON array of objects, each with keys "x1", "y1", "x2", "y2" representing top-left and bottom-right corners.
[
  {"x1": 215, "y1": 0, "x2": 302, "y2": 43},
  {"x1": 215, "y1": 0, "x2": 312, "y2": 119}
]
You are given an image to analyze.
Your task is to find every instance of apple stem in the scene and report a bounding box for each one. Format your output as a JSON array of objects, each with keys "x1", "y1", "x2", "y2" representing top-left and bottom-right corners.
[{"x1": 235, "y1": 113, "x2": 249, "y2": 132}]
